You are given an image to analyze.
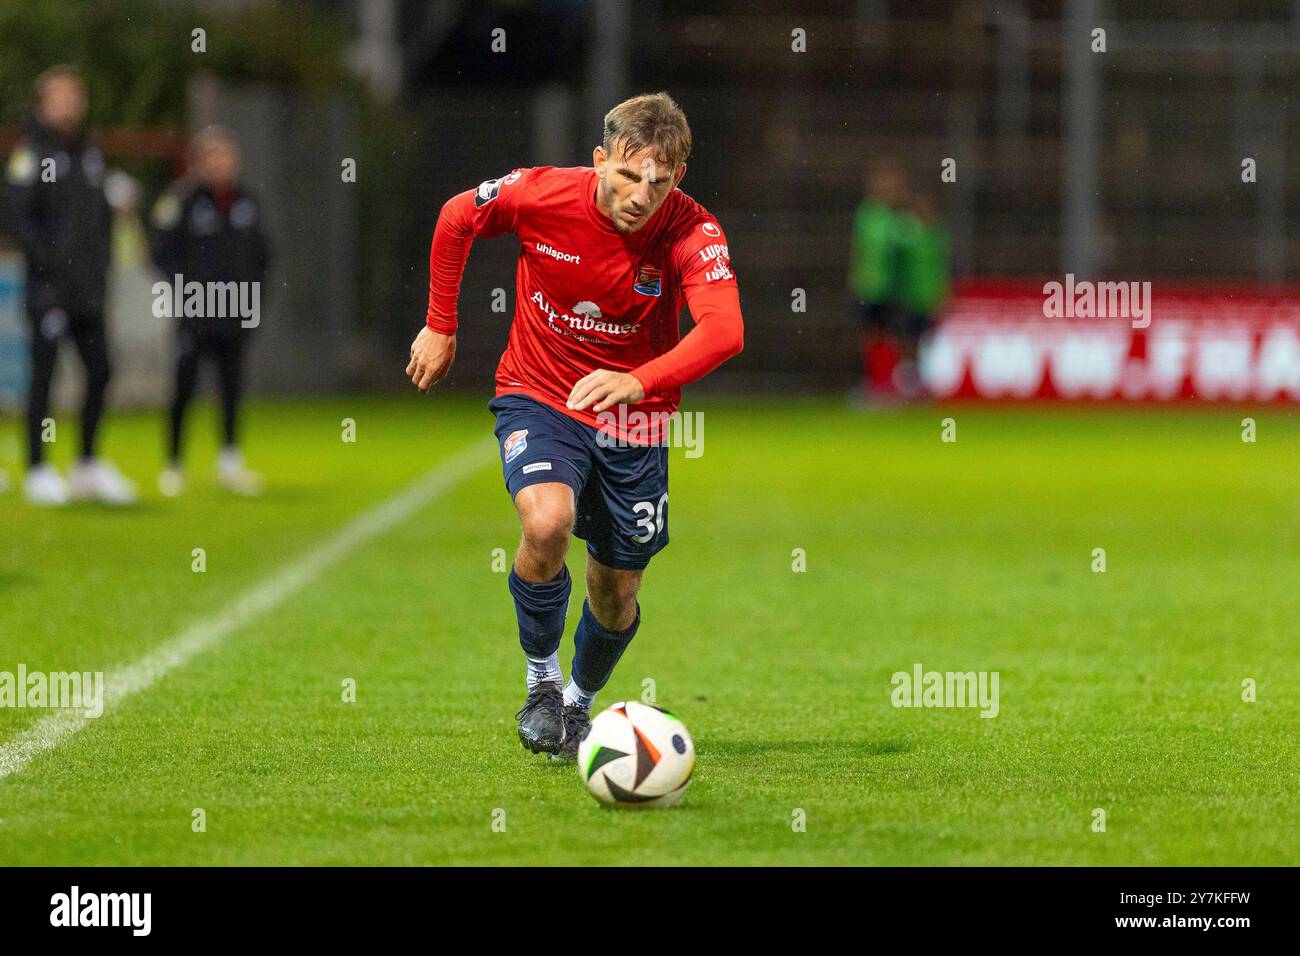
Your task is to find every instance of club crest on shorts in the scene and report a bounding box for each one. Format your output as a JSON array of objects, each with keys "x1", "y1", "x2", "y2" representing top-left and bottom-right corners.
[
  {"x1": 504, "y1": 429, "x2": 529, "y2": 463},
  {"x1": 633, "y1": 263, "x2": 662, "y2": 297}
]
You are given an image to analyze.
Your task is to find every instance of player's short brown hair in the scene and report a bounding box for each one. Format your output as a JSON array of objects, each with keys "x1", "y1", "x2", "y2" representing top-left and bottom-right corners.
[{"x1": 602, "y1": 92, "x2": 692, "y2": 169}]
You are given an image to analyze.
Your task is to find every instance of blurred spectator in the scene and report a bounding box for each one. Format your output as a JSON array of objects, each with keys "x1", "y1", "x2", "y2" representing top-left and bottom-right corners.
[
  {"x1": 895, "y1": 189, "x2": 950, "y2": 397},
  {"x1": 848, "y1": 157, "x2": 911, "y2": 402},
  {"x1": 848, "y1": 160, "x2": 949, "y2": 402},
  {"x1": 2, "y1": 65, "x2": 137, "y2": 505},
  {"x1": 149, "y1": 126, "x2": 268, "y2": 497}
]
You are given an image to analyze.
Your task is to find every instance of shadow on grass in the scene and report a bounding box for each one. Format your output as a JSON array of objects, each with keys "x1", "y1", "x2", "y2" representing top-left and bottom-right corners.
[
  {"x1": 705, "y1": 738, "x2": 915, "y2": 758},
  {"x1": 0, "y1": 569, "x2": 37, "y2": 595}
]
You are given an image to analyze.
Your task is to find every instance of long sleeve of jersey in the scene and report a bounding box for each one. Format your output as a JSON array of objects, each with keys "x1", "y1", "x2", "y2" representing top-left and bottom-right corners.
[
  {"x1": 630, "y1": 226, "x2": 744, "y2": 398},
  {"x1": 425, "y1": 189, "x2": 478, "y2": 334},
  {"x1": 426, "y1": 170, "x2": 527, "y2": 334},
  {"x1": 630, "y1": 282, "x2": 743, "y2": 397}
]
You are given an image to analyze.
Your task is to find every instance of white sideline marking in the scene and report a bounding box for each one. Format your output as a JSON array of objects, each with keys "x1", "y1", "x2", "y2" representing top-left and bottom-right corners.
[{"x1": 0, "y1": 437, "x2": 494, "y2": 781}]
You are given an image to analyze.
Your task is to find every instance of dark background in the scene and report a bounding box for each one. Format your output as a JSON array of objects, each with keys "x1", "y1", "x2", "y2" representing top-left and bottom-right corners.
[{"x1": 2, "y1": 0, "x2": 1297, "y2": 400}]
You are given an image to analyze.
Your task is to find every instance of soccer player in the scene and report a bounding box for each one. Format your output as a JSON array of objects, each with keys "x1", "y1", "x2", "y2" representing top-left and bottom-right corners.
[
  {"x1": 406, "y1": 92, "x2": 743, "y2": 758},
  {"x1": 149, "y1": 127, "x2": 268, "y2": 497},
  {"x1": 3, "y1": 65, "x2": 136, "y2": 505}
]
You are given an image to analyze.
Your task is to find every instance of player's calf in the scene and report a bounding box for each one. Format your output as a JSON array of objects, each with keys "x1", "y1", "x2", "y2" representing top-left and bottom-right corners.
[
  {"x1": 508, "y1": 485, "x2": 578, "y2": 755},
  {"x1": 586, "y1": 560, "x2": 641, "y2": 631},
  {"x1": 509, "y1": 563, "x2": 572, "y2": 755},
  {"x1": 554, "y1": 565, "x2": 642, "y2": 760}
]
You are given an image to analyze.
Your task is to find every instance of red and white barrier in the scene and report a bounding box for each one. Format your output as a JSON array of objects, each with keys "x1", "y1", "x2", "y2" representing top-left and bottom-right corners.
[{"x1": 922, "y1": 281, "x2": 1300, "y2": 401}]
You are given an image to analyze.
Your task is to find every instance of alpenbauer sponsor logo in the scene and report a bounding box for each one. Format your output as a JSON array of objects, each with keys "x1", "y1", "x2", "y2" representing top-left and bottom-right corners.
[{"x1": 529, "y1": 291, "x2": 638, "y2": 337}]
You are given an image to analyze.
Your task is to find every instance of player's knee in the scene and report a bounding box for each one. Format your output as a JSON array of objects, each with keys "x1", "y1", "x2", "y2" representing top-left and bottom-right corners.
[{"x1": 520, "y1": 501, "x2": 574, "y2": 555}]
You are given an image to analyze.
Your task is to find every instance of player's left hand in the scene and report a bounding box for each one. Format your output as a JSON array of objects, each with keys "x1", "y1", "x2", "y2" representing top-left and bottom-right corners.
[{"x1": 566, "y1": 370, "x2": 646, "y2": 412}]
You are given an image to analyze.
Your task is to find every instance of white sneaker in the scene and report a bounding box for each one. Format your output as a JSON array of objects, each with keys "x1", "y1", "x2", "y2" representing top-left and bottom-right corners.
[
  {"x1": 24, "y1": 464, "x2": 69, "y2": 506},
  {"x1": 68, "y1": 458, "x2": 139, "y2": 505},
  {"x1": 217, "y1": 448, "x2": 262, "y2": 496},
  {"x1": 158, "y1": 466, "x2": 185, "y2": 498}
]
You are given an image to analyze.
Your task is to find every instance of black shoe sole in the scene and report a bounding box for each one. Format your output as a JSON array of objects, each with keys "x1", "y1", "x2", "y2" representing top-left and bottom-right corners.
[{"x1": 519, "y1": 728, "x2": 564, "y2": 755}]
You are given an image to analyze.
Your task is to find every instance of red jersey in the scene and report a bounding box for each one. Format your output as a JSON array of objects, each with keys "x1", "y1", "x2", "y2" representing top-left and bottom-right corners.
[{"x1": 425, "y1": 166, "x2": 743, "y2": 443}]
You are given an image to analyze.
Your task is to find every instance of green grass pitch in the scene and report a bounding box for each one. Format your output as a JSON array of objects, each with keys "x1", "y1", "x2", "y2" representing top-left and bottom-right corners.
[{"x1": 0, "y1": 396, "x2": 1296, "y2": 865}]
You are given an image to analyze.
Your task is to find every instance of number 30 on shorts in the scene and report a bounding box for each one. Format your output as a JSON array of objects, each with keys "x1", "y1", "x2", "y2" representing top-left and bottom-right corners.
[{"x1": 632, "y1": 493, "x2": 668, "y2": 543}]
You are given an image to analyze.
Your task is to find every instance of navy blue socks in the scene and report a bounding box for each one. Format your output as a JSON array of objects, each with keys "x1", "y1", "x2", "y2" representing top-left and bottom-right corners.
[
  {"x1": 569, "y1": 599, "x2": 640, "y2": 701},
  {"x1": 509, "y1": 565, "x2": 571, "y2": 661}
]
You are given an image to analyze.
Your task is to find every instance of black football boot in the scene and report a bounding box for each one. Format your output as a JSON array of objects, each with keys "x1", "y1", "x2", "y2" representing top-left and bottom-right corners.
[
  {"x1": 516, "y1": 680, "x2": 565, "y2": 754},
  {"x1": 553, "y1": 704, "x2": 593, "y2": 761}
]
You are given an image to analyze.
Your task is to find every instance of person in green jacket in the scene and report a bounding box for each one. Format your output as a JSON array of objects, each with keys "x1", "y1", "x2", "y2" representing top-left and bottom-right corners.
[
  {"x1": 848, "y1": 159, "x2": 950, "y2": 401},
  {"x1": 848, "y1": 158, "x2": 910, "y2": 400},
  {"x1": 894, "y1": 189, "x2": 950, "y2": 398}
]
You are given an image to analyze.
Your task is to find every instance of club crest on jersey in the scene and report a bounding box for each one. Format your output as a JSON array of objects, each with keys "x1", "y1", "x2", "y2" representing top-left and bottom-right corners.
[
  {"x1": 504, "y1": 429, "x2": 528, "y2": 463},
  {"x1": 633, "y1": 263, "x2": 662, "y2": 296}
]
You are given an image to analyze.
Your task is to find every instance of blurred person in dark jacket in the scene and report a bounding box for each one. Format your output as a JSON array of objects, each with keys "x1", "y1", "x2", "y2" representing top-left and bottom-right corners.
[
  {"x1": 149, "y1": 126, "x2": 268, "y2": 497},
  {"x1": 3, "y1": 65, "x2": 137, "y2": 505}
]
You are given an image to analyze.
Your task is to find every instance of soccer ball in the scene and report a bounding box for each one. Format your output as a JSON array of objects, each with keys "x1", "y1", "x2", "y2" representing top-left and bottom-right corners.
[{"x1": 577, "y1": 701, "x2": 694, "y2": 809}]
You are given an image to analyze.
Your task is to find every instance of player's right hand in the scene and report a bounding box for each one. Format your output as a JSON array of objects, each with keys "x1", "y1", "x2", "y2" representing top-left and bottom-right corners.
[{"x1": 407, "y1": 326, "x2": 457, "y2": 392}]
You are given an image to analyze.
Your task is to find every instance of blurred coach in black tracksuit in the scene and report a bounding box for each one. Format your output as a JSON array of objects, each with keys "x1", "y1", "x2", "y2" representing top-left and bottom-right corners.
[
  {"x1": 149, "y1": 126, "x2": 268, "y2": 497},
  {"x1": 3, "y1": 65, "x2": 137, "y2": 505}
]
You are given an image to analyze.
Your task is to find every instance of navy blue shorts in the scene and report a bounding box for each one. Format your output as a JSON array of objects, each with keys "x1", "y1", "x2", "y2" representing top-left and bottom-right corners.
[{"x1": 489, "y1": 394, "x2": 669, "y2": 570}]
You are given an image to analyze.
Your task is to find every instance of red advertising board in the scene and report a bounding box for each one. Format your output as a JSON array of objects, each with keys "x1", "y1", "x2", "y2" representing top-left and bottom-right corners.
[{"x1": 922, "y1": 281, "x2": 1300, "y2": 401}]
